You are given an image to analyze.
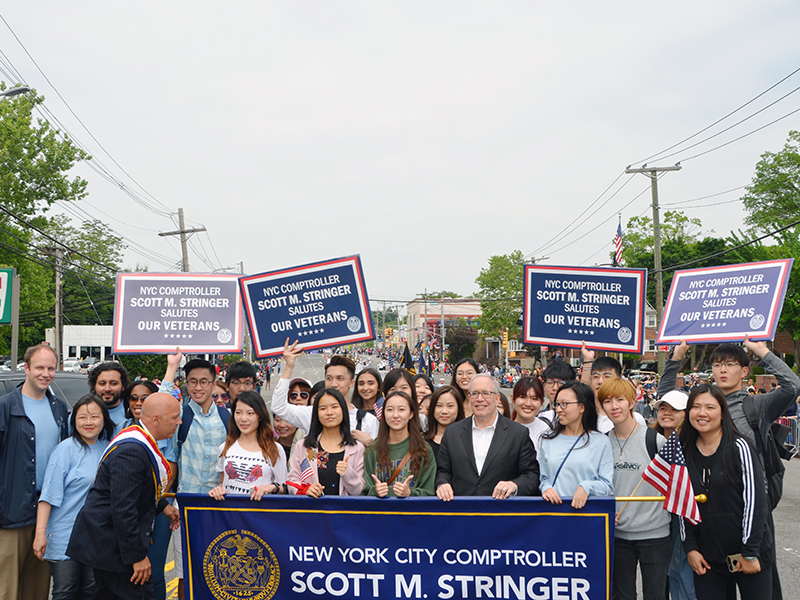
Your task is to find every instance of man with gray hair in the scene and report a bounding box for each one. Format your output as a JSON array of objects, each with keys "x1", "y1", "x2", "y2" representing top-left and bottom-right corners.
[{"x1": 435, "y1": 373, "x2": 540, "y2": 500}]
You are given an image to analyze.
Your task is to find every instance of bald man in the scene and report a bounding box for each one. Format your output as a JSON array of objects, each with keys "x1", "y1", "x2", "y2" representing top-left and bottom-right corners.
[{"x1": 68, "y1": 393, "x2": 181, "y2": 600}]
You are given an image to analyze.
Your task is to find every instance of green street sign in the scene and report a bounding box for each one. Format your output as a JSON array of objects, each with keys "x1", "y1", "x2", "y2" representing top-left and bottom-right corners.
[{"x1": 0, "y1": 268, "x2": 14, "y2": 324}]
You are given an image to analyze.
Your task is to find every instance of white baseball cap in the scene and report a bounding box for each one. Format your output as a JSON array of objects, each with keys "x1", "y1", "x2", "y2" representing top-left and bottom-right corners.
[{"x1": 653, "y1": 390, "x2": 688, "y2": 411}]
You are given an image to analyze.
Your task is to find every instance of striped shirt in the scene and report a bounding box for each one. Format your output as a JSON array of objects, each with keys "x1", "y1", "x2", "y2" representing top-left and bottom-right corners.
[{"x1": 175, "y1": 399, "x2": 228, "y2": 494}]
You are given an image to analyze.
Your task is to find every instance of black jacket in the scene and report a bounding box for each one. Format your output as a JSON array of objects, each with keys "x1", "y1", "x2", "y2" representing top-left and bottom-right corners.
[
  {"x1": 435, "y1": 413, "x2": 540, "y2": 497},
  {"x1": 67, "y1": 441, "x2": 168, "y2": 571}
]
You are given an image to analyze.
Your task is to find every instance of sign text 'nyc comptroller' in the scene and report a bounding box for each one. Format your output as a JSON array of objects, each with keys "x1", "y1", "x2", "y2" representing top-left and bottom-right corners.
[
  {"x1": 240, "y1": 256, "x2": 374, "y2": 358},
  {"x1": 657, "y1": 259, "x2": 793, "y2": 345},
  {"x1": 523, "y1": 265, "x2": 647, "y2": 353}
]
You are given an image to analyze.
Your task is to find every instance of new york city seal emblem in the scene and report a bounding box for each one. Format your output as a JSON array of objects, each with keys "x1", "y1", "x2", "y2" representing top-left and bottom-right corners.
[{"x1": 203, "y1": 530, "x2": 280, "y2": 600}]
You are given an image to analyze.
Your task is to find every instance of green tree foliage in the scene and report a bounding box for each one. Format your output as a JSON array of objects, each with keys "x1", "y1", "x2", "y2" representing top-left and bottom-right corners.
[
  {"x1": 117, "y1": 354, "x2": 169, "y2": 382},
  {"x1": 0, "y1": 86, "x2": 91, "y2": 353},
  {"x1": 445, "y1": 318, "x2": 478, "y2": 364},
  {"x1": 742, "y1": 130, "x2": 800, "y2": 232},
  {"x1": 475, "y1": 250, "x2": 524, "y2": 340}
]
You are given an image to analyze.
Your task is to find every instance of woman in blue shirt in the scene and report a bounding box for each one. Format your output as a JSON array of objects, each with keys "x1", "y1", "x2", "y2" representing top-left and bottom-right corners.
[
  {"x1": 33, "y1": 394, "x2": 115, "y2": 600},
  {"x1": 539, "y1": 381, "x2": 614, "y2": 509}
]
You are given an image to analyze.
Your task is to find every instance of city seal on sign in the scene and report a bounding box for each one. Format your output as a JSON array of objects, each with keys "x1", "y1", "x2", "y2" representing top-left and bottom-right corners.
[
  {"x1": 617, "y1": 327, "x2": 632, "y2": 343},
  {"x1": 750, "y1": 314, "x2": 765, "y2": 330},
  {"x1": 217, "y1": 328, "x2": 233, "y2": 344},
  {"x1": 347, "y1": 316, "x2": 362, "y2": 332},
  {"x1": 203, "y1": 530, "x2": 280, "y2": 600}
]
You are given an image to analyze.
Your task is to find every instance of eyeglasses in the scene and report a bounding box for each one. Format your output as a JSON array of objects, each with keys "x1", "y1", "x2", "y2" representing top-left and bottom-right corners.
[
  {"x1": 545, "y1": 379, "x2": 566, "y2": 387},
  {"x1": 229, "y1": 379, "x2": 255, "y2": 388},
  {"x1": 554, "y1": 401, "x2": 580, "y2": 410},
  {"x1": 129, "y1": 394, "x2": 150, "y2": 404},
  {"x1": 289, "y1": 392, "x2": 310, "y2": 400},
  {"x1": 468, "y1": 390, "x2": 498, "y2": 399},
  {"x1": 712, "y1": 362, "x2": 740, "y2": 369},
  {"x1": 456, "y1": 371, "x2": 476, "y2": 378},
  {"x1": 187, "y1": 378, "x2": 213, "y2": 388},
  {"x1": 211, "y1": 393, "x2": 230, "y2": 401}
]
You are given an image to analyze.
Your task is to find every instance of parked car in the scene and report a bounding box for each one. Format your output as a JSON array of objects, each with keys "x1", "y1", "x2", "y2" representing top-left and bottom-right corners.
[
  {"x1": 62, "y1": 359, "x2": 82, "y2": 373},
  {"x1": 0, "y1": 371, "x2": 90, "y2": 410},
  {"x1": 79, "y1": 357, "x2": 99, "y2": 374}
]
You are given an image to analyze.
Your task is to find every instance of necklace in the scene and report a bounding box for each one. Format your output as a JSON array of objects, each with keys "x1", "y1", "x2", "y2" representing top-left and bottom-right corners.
[{"x1": 613, "y1": 423, "x2": 638, "y2": 455}]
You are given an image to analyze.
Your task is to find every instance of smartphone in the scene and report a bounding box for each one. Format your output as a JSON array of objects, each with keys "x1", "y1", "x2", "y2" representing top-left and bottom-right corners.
[{"x1": 726, "y1": 553, "x2": 742, "y2": 572}]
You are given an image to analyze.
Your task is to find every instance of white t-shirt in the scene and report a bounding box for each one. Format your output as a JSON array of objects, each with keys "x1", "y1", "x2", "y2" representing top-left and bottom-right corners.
[{"x1": 216, "y1": 440, "x2": 287, "y2": 495}]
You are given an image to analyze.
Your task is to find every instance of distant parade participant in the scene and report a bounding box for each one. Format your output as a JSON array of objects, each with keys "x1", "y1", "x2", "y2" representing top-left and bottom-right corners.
[
  {"x1": 0, "y1": 344, "x2": 69, "y2": 600},
  {"x1": 88, "y1": 361, "x2": 131, "y2": 434},
  {"x1": 273, "y1": 340, "x2": 379, "y2": 445}
]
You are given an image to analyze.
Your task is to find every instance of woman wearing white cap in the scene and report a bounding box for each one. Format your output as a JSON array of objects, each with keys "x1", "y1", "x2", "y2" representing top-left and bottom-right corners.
[{"x1": 652, "y1": 390, "x2": 688, "y2": 440}]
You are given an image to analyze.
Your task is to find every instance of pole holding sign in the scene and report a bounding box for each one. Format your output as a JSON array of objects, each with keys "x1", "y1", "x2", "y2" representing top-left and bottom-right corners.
[
  {"x1": 112, "y1": 273, "x2": 244, "y2": 354},
  {"x1": 656, "y1": 259, "x2": 793, "y2": 345},
  {"x1": 240, "y1": 256, "x2": 374, "y2": 358},
  {"x1": 523, "y1": 265, "x2": 647, "y2": 353}
]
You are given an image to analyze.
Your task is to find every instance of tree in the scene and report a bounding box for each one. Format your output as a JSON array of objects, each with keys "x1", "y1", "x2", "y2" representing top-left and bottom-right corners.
[
  {"x1": 418, "y1": 290, "x2": 461, "y2": 298},
  {"x1": 742, "y1": 130, "x2": 800, "y2": 233},
  {"x1": 0, "y1": 85, "x2": 90, "y2": 353},
  {"x1": 475, "y1": 250, "x2": 524, "y2": 340},
  {"x1": 445, "y1": 318, "x2": 478, "y2": 364}
]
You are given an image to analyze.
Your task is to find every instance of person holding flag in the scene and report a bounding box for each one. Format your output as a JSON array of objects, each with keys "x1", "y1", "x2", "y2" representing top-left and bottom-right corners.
[
  {"x1": 652, "y1": 384, "x2": 771, "y2": 599},
  {"x1": 286, "y1": 389, "x2": 365, "y2": 498}
]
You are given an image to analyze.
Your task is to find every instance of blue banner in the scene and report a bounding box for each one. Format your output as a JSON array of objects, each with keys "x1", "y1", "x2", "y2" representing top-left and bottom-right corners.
[
  {"x1": 523, "y1": 265, "x2": 647, "y2": 353},
  {"x1": 178, "y1": 495, "x2": 614, "y2": 600},
  {"x1": 240, "y1": 256, "x2": 375, "y2": 358},
  {"x1": 657, "y1": 259, "x2": 793, "y2": 345},
  {"x1": 112, "y1": 273, "x2": 244, "y2": 354}
]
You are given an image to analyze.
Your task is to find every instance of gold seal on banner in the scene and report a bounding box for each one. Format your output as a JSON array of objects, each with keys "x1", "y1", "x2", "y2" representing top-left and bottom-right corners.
[{"x1": 203, "y1": 530, "x2": 280, "y2": 600}]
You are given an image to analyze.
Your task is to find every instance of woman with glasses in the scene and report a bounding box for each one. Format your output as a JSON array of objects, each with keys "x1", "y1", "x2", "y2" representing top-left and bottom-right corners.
[
  {"x1": 539, "y1": 381, "x2": 613, "y2": 509},
  {"x1": 287, "y1": 377, "x2": 313, "y2": 406},
  {"x1": 450, "y1": 358, "x2": 479, "y2": 417},
  {"x1": 211, "y1": 381, "x2": 230, "y2": 408}
]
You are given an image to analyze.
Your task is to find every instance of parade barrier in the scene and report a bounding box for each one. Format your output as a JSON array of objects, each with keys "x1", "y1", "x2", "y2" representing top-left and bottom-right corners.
[{"x1": 176, "y1": 494, "x2": 618, "y2": 600}]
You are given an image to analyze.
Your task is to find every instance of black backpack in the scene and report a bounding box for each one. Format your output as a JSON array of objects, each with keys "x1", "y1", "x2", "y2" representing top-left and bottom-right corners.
[{"x1": 742, "y1": 395, "x2": 791, "y2": 510}]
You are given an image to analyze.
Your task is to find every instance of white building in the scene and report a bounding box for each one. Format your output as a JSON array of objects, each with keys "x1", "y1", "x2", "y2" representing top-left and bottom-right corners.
[{"x1": 45, "y1": 325, "x2": 114, "y2": 361}]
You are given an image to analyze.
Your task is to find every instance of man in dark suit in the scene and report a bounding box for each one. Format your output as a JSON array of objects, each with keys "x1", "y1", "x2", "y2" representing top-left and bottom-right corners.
[
  {"x1": 68, "y1": 393, "x2": 181, "y2": 599},
  {"x1": 436, "y1": 373, "x2": 540, "y2": 500}
]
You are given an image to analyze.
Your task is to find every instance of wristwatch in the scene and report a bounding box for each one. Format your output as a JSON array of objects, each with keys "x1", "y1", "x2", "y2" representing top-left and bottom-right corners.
[{"x1": 742, "y1": 556, "x2": 758, "y2": 562}]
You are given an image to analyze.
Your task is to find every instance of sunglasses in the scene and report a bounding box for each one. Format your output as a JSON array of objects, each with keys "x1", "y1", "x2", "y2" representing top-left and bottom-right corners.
[
  {"x1": 289, "y1": 392, "x2": 310, "y2": 400},
  {"x1": 211, "y1": 393, "x2": 230, "y2": 401}
]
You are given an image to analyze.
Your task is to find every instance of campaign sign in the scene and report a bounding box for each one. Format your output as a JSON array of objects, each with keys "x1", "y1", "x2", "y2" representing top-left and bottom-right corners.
[
  {"x1": 179, "y1": 494, "x2": 614, "y2": 600},
  {"x1": 657, "y1": 259, "x2": 794, "y2": 345},
  {"x1": 112, "y1": 273, "x2": 243, "y2": 354},
  {"x1": 240, "y1": 256, "x2": 374, "y2": 358},
  {"x1": 523, "y1": 265, "x2": 647, "y2": 353},
  {"x1": 0, "y1": 268, "x2": 14, "y2": 325}
]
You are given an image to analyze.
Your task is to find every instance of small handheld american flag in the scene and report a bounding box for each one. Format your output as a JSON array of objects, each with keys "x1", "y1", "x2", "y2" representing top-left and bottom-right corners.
[
  {"x1": 642, "y1": 431, "x2": 701, "y2": 524},
  {"x1": 300, "y1": 457, "x2": 315, "y2": 483},
  {"x1": 374, "y1": 396, "x2": 385, "y2": 421}
]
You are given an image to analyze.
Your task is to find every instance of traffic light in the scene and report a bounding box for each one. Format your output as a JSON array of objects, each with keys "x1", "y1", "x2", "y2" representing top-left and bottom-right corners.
[
  {"x1": 385, "y1": 327, "x2": 393, "y2": 339},
  {"x1": 502, "y1": 330, "x2": 508, "y2": 349}
]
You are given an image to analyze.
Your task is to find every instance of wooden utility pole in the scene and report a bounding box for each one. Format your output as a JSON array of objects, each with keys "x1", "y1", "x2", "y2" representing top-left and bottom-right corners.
[
  {"x1": 625, "y1": 163, "x2": 682, "y2": 372},
  {"x1": 158, "y1": 208, "x2": 206, "y2": 272}
]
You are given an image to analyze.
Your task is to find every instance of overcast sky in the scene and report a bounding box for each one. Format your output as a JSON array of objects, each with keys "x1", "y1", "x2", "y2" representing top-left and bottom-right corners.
[{"x1": 2, "y1": 1, "x2": 799, "y2": 311}]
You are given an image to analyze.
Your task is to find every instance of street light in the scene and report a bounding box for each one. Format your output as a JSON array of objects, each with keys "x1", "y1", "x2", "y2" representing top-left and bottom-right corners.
[{"x1": 0, "y1": 85, "x2": 31, "y2": 98}]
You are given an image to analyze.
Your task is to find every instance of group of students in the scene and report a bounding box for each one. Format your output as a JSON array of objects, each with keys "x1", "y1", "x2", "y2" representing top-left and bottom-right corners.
[{"x1": 3, "y1": 332, "x2": 798, "y2": 600}]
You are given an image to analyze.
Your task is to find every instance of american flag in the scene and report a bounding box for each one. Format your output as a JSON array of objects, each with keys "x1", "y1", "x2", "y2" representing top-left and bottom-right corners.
[
  {"x1": 642, "y1": 431, "x2": 701, "y2": 524},
  {"x1": 389, "y1": 353, "x2": 395, "y2": 370},
  {"x1": 299, "y1": 457, "x2": 315, "y2": 483},
  {"x1": 613, "y1": 221, "x2": 623, "y2": 267},
  {"x1": 374, "y1": 396, "x2": 385, "y2": 421}
]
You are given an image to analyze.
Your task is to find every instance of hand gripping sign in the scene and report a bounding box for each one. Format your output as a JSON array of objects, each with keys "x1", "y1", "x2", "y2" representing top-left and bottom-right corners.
[
  {"x1": 657, "y1": 259, "x2": 793, "y2": 345},
  {"x1": 240, "y1": 256, "x2": 375, "y2": 358},
  {"x1": 112, "y1": 273, "x2": 244, "y2": 354},
  {"x1": 523, "y1": 265, "x2": 647, "y2": 353}
]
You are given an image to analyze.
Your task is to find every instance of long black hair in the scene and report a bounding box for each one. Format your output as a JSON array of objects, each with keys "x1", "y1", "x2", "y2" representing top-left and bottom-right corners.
[
  {"x1": 424, "y1": 385, "x2": 464, "y2": 441},
  {"x1": 122, "y1": 380, "x2": 158, "y2": 420},
  {"x1": 70, "y1": 394, "x2": 115, "y2": 448},
  {"x1": 679, "y1": 384, "x2": 747, "y2": 484},
  {"x1": 382, "y1": 369, "x2": 417, "y2": 405},
  {"x1": 450, "y1": 358, "x2": 479, "y2": 402},
  {"x1": 304, "y1": 388, "x2": 355, "y2": 450},
  {"x1": 543, "y1": 381, "x2": 598, "y2": 448},
  {"x1": 352, "y1": 368, "x2": 383, "y2": 410}
]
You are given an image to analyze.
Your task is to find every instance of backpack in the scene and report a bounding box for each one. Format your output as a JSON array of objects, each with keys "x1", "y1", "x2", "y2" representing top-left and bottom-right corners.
[
  {"x1": 606, "y1": 426, "x2": 658, "y2": 461},
  {"x1": 355, "y1": 409, "x2": 367, "y2": 431},
  {"x1": 742, "y1": 395, "x2": 790, "y2": 510}
]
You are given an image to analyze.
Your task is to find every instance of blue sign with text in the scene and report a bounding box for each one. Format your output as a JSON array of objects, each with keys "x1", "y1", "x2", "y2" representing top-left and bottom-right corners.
[
  {"x1": 240, "y1": 256, "x2": 374, "y2": 358},
  {"x1": 523, "y1": 265, "x2": 647, "y2": 353},
  {"x1": 179, "y1": 495, "x2": 614, "y2": 600},
  {"x1": 657, "y1": 259, "x2": 793, "y2": 344}
]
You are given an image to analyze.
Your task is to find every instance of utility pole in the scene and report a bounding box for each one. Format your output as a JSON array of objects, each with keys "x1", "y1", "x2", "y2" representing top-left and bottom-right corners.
[
  {"x1": 423, "y1": 289, "x2": 428, "y2": 375},
  {"x1": 625, "y1": 163, "x2": 682, "y2": 372},
  {"x1": 158, "y1": 208, "x2": 206, "y2": 272},
  {"x1": 440, "y1": 293, "x2": 445, "y2": 368},
  {"x1": 42, "y1": 244, "x2": 65, "y2": 367}
]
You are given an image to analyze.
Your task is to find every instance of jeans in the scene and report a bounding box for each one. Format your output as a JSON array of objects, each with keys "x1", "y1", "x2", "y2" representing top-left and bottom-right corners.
[
  {"x1": 49, "y1": 558, "x2": 96, "y2": 600},
  {"x1": 613, "y1": 535, "x2": 671, "y2": 600},
  {"x1": 668, "y1": 515, "x2": 696, "y2": 600},
  {"x1": 148, "y1": 513, "x2": 173, "y2": 600}
]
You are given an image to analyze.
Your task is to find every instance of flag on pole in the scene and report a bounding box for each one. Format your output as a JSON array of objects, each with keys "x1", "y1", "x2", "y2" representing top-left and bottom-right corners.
[
  {"x1": 419, "y1": 352, "x2": 427, "y2": 377},
  {"x1": 374, "y1": 396, "x2": 385, "y2": 421},
  {"x1": 399, "y1": 343, "x2": 416, "y2": 375},
  {"x1": 642, "y1": 432, "x2": 701, "y2": 524},
  {"x1": 613, "y1": 220, "x2": 623, "y2": 267},
  {"x1": 389, "y1": 353, "x2": 395, "y2": 370},
  {"x1": 299, "y1": 457, "x2": 315, "y2": 483}
]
